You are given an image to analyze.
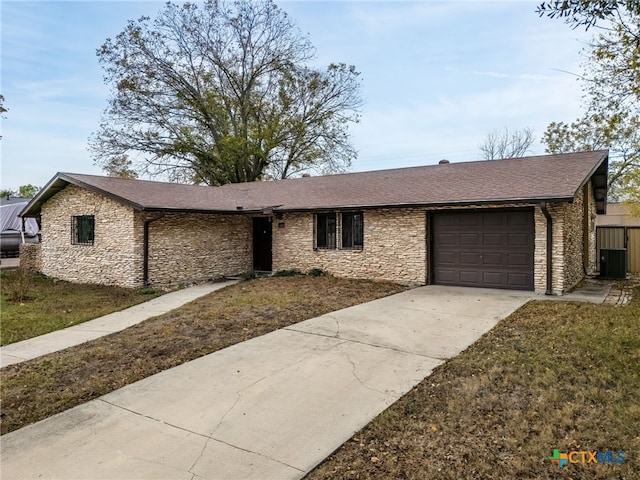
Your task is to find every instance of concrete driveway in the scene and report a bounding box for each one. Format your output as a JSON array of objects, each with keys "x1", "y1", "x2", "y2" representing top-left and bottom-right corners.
[{"x1": 1, "y1": 286, "x2": 533, "y2": 480}]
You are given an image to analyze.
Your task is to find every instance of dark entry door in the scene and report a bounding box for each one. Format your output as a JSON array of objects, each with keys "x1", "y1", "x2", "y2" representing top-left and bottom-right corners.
[
  {"x1": 253, "y1": 217, "x2": 272, "y2": 271},
  {"x1": 432, "y1": 209, "x2": 534, "y2": 290}
]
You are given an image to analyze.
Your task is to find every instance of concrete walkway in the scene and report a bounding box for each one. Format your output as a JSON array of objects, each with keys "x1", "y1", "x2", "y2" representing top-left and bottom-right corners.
[
  {"x1": 0, "y1": 256, "x2": 20, "y2": 270},
  {"x1": 0, "y1": 281, "x2": 237, "y2": 368},
  {"x1": 551, "y1": 278, "x2": 613, "y2": 304},
  {"x1": 1, "y1": 286, "x2": 533, "y2": 480}
]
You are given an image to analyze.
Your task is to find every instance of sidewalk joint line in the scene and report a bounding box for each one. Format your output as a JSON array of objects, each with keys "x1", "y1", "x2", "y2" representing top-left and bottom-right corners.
[
  {"x1": 99, "y1": 400, "x2": 305, "y2": 475},
  {"x1": 283, "y1": 326, "x2": 445, "y2": 361}
]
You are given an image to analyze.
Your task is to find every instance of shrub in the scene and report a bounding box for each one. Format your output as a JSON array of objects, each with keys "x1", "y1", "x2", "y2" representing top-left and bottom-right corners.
[
  {"x1": 3, "y1": 269, "x2": 35, "y2": 302},
  {"x1": 138, "y1": 286, "x2": 161, "y2": 295},
  {"x1": 307, "y1": 268, "x2": 326, "y2": 277},
  {"x1": 241, "y1": 270, "x2": 258, "y2": 281},
  {"x1": 273, "y1": 269, "x2": 302, "y2": 277}
]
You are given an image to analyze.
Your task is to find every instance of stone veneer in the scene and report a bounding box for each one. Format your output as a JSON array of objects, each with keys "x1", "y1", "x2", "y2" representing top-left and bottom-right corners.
[
  {"x1": 273, "y1": 191, "x2": 597, "y2": 293},
  {"x1": 272, "y1": 208, "x2": 427, "y2": 285},
  {"x1": 31, "y1": 181, "x2": 598, "y2": 293},
  {"x1": 533, "y1": 184, "x2": 596, "y2": 295},
  {"x1": 19, "y1": 243, "x2": 42, "y2": 272},
  {"x1": 563, "y1": 186, "x2": 588, "y2": 290},
  {"x1": 36, "y1": 185, "x2": 252, "y2": 288},
  {"x1": 140, "y1": 212, "x2": 252, "y2": 287},
  {"x1": 585, "y1": 181, "x2": 598, "y2": 273},
  {"x1": 39, "y1": 185, "x2": 141, "y2": 287}
]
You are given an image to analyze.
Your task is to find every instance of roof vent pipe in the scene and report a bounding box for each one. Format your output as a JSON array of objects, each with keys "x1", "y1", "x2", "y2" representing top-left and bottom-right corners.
[{"x1": 439, "y1": 159, "x2": 450, "y2": 164}]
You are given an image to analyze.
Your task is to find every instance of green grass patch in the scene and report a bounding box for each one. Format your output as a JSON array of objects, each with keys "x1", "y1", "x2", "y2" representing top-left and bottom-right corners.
[
  {"x1": 0, "y1": 270, "x2": 161, "y2": 346},
  {"x1": 307, "y1": 288, "x2": 640, "y2": 479}
]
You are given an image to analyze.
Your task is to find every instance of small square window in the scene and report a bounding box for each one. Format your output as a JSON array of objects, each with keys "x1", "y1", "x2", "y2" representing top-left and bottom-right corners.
[
  {"x1": 342, "y1": 212, "x2": 363, "y2": 249},
  {"x1": 316, "y1": 213, "x2": 336, "y2": 249},
  {"x1": 71, "y1": 215, "x2": 95, "y2": 245}
]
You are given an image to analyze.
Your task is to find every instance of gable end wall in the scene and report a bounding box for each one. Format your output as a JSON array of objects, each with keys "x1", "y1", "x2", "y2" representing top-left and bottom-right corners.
[{"x1": 39, "y1": 185, "x2": 141, "y2": 287}]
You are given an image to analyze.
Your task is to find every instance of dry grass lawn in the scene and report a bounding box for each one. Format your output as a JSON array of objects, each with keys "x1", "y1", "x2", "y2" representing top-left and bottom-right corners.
[
  {"x1": 1, "y1": 270, "x2": 161, "y2": 345},
  {"x1": 0, "y1": 275, "x2": 405, "y2": 435},
  {"x1": 306, "y1": 287, "x2": 640, "y2": 480}
]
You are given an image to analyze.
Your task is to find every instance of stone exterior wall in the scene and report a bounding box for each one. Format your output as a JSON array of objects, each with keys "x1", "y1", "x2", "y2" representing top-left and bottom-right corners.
[
  {"x1": 272, "y1": 201, "x2": 597, "y2": 292},
  {"x1": 563, "y1": 187, "x2": 587, "y2": 291},
  {"x1": 39, "y1": 185, "x2": 141, "y2": 287},
  {"x1": 534, "y1": 203, "x2": 572, "y2": 295},
  {"x1": 533, "y1": 185, "x2": 596, "y2": 295},
  {"x1": 272, "y1": 208, "x2": 427, "y2": 285},
  {"x1": 34, "y1": 181, "x2": 598, "y2": 293},
  {"x1": 585, "y1": 182, "x2": 598, "y2": 272},
  {"x1": 142, "y1": 212, "x2": 252, "y2": 287},
  {"x1": 18, "y1": 243, "x2": 42, "y2": 272},
  {"x1": 37, "y1": 185, "x2": 252, "y2": 288}
]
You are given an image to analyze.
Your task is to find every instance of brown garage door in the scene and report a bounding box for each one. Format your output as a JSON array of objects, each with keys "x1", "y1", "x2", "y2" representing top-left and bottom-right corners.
[{"x1": 432, "y1": 209, "x2": 534, "y2": 290}]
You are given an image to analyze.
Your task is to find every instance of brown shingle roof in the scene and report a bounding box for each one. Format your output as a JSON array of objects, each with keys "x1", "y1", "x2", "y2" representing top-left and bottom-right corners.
[{"x1": 22, "y1": 151, "x2": 608, "y2": 217}]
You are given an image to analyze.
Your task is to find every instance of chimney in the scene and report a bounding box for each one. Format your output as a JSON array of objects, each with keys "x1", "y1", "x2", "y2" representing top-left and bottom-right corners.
[{"x1": 438, "y1": 159, "x2": 450, "y2": 165}]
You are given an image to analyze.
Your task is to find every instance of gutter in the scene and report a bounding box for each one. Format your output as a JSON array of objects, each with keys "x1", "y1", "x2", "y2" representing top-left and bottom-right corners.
[
  {"x1": 20, "y1": 217, "x2": 26, "y2": 244},
  {"x1": 541, "y1": 202, "x2": 553, "y2": 295},
  {"x1": 143, "y1": 214, "x2": 165, "y2": 286}
]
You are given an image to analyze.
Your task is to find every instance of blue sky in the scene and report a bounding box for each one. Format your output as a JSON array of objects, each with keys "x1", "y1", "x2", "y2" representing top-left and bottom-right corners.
[{"x1": 1, "y1": 0, "x2": 592, "y2": 189}]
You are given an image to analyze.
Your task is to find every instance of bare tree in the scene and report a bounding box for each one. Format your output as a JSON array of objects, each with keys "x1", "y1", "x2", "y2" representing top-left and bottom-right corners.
[
  {"x1": 90, "y1": 0, "x2": 363, "y2": 185},
  {"x1": 479, "y1": 127, "x2": 535, "y2": 160}
]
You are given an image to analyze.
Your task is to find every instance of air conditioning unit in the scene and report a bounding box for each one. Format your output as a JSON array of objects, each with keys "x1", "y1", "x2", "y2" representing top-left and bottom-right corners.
[{"x1": 599, "y1": 249, "x2": 627, "y2": 279}]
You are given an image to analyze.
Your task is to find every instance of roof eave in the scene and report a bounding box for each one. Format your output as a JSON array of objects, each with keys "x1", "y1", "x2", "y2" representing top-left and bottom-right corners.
[
  {"x1": 19, "y1": 173, "x2": 69, "y2": 218},
  {"x1": 572, "y1": 150, "x2": 608, "y2": 214},
  {"x1": 139, "y1": 207, "x2": 264, "y2": 215},
  {"x1": 273, "y1": 196, "x2": 577, "y2": 213}
]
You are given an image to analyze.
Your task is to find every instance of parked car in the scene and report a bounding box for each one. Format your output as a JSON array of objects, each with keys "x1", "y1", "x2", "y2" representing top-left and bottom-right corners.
[{"x1": 1, "y1": 197, "x2": 39, "y2": 256}]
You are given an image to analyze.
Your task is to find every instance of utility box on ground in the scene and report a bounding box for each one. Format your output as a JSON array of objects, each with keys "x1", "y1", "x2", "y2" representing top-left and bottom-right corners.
[{"x1": 599, "y1": 249, "x2": 627, "y2": 279}]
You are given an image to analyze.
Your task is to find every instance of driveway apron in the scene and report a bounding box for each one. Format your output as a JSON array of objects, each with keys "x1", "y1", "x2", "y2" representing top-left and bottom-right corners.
[{"x1": 1, "y1": 286, "x2": 533, "y2": 480}]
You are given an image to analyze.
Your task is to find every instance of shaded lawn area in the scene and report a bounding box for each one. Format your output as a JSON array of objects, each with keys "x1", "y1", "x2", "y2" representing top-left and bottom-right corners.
[
  {"x1": 306, "y1": 288, "x2": 640, "y2": 480},
  {"x1": 0, "y1": 275, "x2": 406, "y2": 435},
  {"x1": 0, "y1": 270, "x2": 161, "y2": 346}
]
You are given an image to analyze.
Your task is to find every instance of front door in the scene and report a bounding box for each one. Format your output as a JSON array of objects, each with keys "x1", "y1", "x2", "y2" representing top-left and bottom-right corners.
[{"x1": 253, "y1": 217, "x2": 272, "y2": 271}]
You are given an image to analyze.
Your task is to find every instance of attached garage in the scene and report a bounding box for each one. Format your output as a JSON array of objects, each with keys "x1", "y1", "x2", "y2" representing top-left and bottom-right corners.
[
  {"x1": 21, "y1": 151, "x2": 607, "y2": 294},
  {"x1": 431, "y1": 209, "x2": 534, "y2": 290}
]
